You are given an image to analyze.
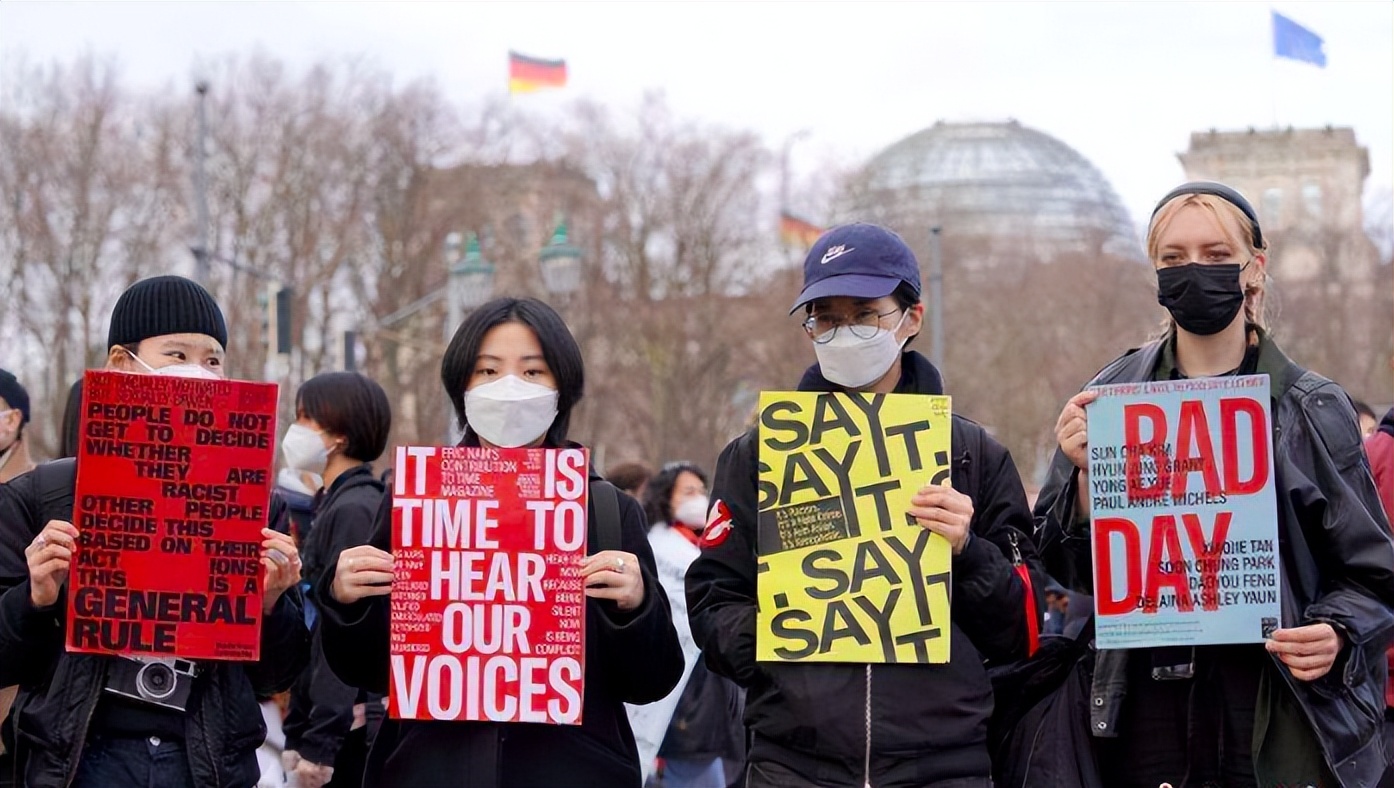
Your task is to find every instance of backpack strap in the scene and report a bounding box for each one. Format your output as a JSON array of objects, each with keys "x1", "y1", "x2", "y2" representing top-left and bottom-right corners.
[
  {"x1": 591, "y1": 480, "x2": 623, "y2": 554},
  {"x1": 32, "y1": 458, "x2": 78, "y2": 524}
]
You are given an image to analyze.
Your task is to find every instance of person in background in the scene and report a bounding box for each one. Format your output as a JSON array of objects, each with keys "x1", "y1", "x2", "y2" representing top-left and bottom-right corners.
[
  {"x1": 0, "y1": 274, "x2": 308, "y2": 788},
  {"x1": 632, "y1": 462, "x2": 745, "y2": 788},
  {"x1": 0, "y1": 371, "x2": 33, "y2": 788},
  {"x1": 1355, "y1": 399, "x2": 1379, "y2": 438},
  {"x1": 1035, "y1": 182, "x2": 1394, "y2": 787},
  {"x1": 608, "y1": 460, "x2": 656, "y2": 500},
  {"x1": 59, "y1": 378, "x2": 84, "y2": 460},
  {"x1": 282, "y1": 372, "x2": 392, "y2": 788},
  {"x1": 0, "y1": 369, "x2": 35, "y2": 483},
  {"x1": 1365, "y1": 407, "x2": 1394, "y2": 788}
]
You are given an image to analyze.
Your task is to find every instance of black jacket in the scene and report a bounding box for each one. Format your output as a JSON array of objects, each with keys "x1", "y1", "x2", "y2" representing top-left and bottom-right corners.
[
  {"x1": 1034, "y1": 335, "x2": 1394, "y2": 788},
  {"x1": 0, "y1": 459, "x2": 309, "y2": 788},
  {"x1": 685, "y1": 351, "x2": 1045, "y2": 787},
  {"x1": 316, "y1": 462, "x2": 684, "y2": 788},
  {"x1": 284, "y1": 464, "x2": 385, "y2": 767}
]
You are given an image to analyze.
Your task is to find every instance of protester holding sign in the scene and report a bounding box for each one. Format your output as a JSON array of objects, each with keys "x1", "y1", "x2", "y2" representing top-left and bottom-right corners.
[
  {"x1": 0, "y1": 275, "x2": 308, "y2": 788},
  {"x1": 281, "y1": 372, "x2": 392, "y2": 788},
  {"x1": 1034, "y1": 182, "x2": 1394, "y2": 787},
  {"x1": 687, "y1": 224, "x2": 1043, "y2": 788},
  {"x1": 317, "y1": 296, "x2": 682, "y2": 788}
]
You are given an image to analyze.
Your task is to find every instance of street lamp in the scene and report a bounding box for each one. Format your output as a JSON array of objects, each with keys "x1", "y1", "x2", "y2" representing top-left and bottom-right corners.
[
  {"x1": 446, "y1": 232, "x2": 497, "y2": 341},
  {"x1": 444, "y1": 231, "x2": 496, "y2": 443},
  {"x1": 538, "y1": 219, "x2": 583, "y2": 298}
]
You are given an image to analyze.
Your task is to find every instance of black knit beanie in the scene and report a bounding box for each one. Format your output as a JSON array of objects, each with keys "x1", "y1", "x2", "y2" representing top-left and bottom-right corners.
[
  {"x1": 0, "y1": 368, "x2": 29, "y2": 423},
  {"x1": 107, "y1": 275, "x2": 228, "y2": 350}
]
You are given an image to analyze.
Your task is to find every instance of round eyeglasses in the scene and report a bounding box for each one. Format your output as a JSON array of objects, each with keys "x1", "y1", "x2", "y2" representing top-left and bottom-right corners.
[{"x1": 801, "y1": 309, "x2": 901, "y2": 344}]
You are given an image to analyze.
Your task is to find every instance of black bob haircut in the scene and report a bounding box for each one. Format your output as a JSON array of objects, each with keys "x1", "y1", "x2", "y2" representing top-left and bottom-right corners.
[
  {"x1": 296, "y1": 372, "x2": 393, "y2": 462},
  {"x1": 440, "y1": 297, "x2": 584, "y2": 447},
  {"x1": 642, "y1": 461, "x2": 708, "y2": 528}
]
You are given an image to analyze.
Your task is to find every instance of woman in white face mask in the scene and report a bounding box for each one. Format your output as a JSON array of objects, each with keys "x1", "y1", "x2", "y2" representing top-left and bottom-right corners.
[
  {"x1": 633, "y1": 461, "x2": 747, "y2": 788},
  {"x1": 687, "y1": 224, "x2": 1046, "y2": 788},
  {"x1": 278, "y1": 372, "x2": 392, "y2": 788},
  {"x1": 322, "y1": 297, "x2": 683, "y2": 788}
]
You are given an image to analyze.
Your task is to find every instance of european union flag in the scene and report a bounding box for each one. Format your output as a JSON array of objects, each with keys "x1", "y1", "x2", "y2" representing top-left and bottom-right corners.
[{"x1": 1272, "y1": 11, "x2": 1326, "y2": 67}]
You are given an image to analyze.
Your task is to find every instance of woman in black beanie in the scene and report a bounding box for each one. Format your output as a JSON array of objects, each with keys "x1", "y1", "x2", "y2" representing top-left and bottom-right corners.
[{"x1": 0, "y1": 275, "x2": 310, "y2": 788}]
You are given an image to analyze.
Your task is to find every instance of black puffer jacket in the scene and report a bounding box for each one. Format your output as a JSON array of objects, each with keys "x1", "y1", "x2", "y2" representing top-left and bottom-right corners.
[
  {"x1": 0, "y1": 459, "x2": 309, "y2": 788},
  {"x1": 686, "y1": 351, "x2": 1045, "y2": 787},
  {"x1": 284, "y1": 464, "x2": 385, "y2": 767},
  {"x1": 316, "y1": 459, "x2": 684, "y2": 788},
  {"x1": 1034, "y1": 335, "x2": 1394, "y2": 788}
]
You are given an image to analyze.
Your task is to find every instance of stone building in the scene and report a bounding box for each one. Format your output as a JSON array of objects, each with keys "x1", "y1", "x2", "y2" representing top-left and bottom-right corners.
[{"x1": 1179, "y1": 126, "x2": 1379, "y2": 284}]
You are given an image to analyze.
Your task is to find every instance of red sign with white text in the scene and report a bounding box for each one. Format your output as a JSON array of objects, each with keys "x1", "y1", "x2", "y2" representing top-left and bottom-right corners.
[
  {"x1": 67, "y1": 370, "x2": 277, "y2": 661},
  {"x1": 388, "y1": 445, "x2": 588, "y2": 724}
]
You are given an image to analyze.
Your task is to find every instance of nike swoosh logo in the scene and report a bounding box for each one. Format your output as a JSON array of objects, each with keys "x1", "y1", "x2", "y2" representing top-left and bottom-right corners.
[{"x1": 821, "y1": 245, "x2": 854, "y2": 264}]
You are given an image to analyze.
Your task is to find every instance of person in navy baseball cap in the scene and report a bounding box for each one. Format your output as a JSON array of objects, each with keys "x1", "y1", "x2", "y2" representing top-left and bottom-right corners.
[
  {"x1": 687, "y1": 220, "x2": 1045, "y2": 788},
  {"x1": 790, "y1": 222, "x2": 922, "y2": 314},
  {"x1": 789, "y1": 223, "x2": 932, "y2": 391}
]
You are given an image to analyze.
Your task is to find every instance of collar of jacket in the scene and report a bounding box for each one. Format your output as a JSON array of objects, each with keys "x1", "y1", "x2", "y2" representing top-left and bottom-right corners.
[
  {"x1": 1380, "y1": 407, "x2": 1394, "y2": 438},
  {"x1": 313, "y1": 463, "x2": 382, "y2": 517},
  {"x1": 1100, "y1": 328, "x2": 1304, "y2": 402},
  {"x1": 796, "y1": 350, "x2": 945, "y2": 396}
]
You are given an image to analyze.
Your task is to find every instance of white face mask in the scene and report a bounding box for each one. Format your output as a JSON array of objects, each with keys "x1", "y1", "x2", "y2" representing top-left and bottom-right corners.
[
  {"x1": 813, "y1": 311, "x2": 909, "y2": 389},
  {"x1": 674, "y1": 494, "x2": 710, "y2": 530},
  {"x1": 282, "y1": 423, "x2": 331, "y2": 475},
  {"x1": 125, "y1": 349, "x2": 222, "y2": 381},
  {"x1": 465, "y1": 375, "x2": 560, "y2": 448}
]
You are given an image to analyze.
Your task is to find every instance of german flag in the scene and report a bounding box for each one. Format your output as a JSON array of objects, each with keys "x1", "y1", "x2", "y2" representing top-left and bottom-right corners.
[
  {"x1": 509, "y1": 51, "x2": 567, "y2": 94},
  {"x1": 779, "y1": 211, "x2": 824, "y2": 249}
]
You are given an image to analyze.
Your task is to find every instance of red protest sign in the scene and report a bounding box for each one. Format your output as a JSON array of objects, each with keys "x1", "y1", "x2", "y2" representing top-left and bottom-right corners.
[
  {"x1": 388, "y1": 445, "x2": 588, "y2": 724},
  {"x1": 66, "y1": 370, "x2": 278, "y2": 661}
]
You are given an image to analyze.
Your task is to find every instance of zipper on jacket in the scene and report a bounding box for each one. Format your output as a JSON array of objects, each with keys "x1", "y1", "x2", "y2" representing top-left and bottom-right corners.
[
  {"x1": 62, "y1": 675, "x2": 106, "y2": 788},
  {"x1": 199, "y1": 685, "x2": 223, "y2": 788},
  {"x1": 863, "y1": 664, "x2": 872, "y2": 788}
]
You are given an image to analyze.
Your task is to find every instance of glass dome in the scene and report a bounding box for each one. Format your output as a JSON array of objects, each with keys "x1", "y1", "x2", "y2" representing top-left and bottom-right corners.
[{"x1": 845, "y1": 120, "x2": 1139, "y2": 260}]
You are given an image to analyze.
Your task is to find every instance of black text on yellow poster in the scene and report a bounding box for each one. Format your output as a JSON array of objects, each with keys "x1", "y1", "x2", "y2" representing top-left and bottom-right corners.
[{"x1": 755, "y1": 392, "x2": 952, "y2": 664}]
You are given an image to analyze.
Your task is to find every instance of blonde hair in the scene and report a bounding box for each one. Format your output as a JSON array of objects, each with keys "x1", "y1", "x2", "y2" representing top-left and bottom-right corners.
[{"x1": 1146, "y1": 193, "x2": 1269, "y2": 329}]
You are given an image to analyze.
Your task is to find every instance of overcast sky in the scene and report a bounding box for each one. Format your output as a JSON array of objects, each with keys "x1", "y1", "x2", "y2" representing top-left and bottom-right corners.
[{"x1": 2, "y1": 1, "x2": 1390, "y2": 228}]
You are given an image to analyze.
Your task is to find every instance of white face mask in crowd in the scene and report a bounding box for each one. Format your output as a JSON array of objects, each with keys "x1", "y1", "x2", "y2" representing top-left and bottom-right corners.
[
  {"x1": 281, "y1": 423, "x2": 331, "y2": 475},
  {"x1": 813, "y1": 310, "x2": 909, "y2": 389},
  {"x1": 124, "y1": 348, "x2": 222, "y2": 381},
  {"x1": 465, "y1": 375, "x2": 560, "y2": 448},
  {"x1": 674, "y1": 494, "x2": 710, "y2": 530}
]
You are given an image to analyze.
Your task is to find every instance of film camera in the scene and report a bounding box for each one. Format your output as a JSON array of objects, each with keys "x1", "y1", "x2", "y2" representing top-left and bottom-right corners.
[{"x1": 104, "y1": 656, "x2": 199, "y2": 712}]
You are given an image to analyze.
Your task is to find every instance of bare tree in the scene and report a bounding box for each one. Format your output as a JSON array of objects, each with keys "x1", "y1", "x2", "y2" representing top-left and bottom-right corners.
[
  {"x1": 557, "y1": 94, "x2": 775, "y2": 471},
  {"x1": 0, "y1": 56, "x2": 185, "y2": 458}
]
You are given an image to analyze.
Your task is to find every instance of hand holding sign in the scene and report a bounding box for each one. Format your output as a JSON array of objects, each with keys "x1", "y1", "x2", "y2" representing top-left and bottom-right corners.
[
  {"x1": 581, "y1": 550, "x2": 644, "y2": 611},
  {"x1": 1266, "y1": 623, "x2": 1343, "y2": 681},
  {"x1": 331, "y1": 545, "x2": 394, "y2": 605},
  {"x1": 1056, "y1": 390, "x2": 1099, "y2": 472},
  {"x1": 260, "y1": 528, "x2": 302, "y2": 615},
  {"x1": 27, "y1": 520, "x2": 79, "y2": 609},
  {"x1": 908, "y1": 486, "x2": 974, "y2": 555}
]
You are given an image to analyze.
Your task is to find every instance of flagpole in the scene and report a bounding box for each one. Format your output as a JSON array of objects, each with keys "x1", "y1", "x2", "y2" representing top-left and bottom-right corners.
[
  {"x1": 780, "y1": 130, "x2": 810, "y2": 215},
  {"x1": 1268, "y1": 8, "x2": 1278, "y2": 128}
]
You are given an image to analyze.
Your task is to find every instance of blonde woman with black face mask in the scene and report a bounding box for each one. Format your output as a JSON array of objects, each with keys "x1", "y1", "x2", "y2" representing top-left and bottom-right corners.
[{"x1": 1035, "y1": 182, "x2": 1394, "y2": 788}]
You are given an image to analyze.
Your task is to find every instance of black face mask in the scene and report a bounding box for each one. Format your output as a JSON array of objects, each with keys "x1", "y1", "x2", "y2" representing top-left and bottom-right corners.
[{"x1": 1156, "y1": 263, "x2": 1245, "y2": 336}]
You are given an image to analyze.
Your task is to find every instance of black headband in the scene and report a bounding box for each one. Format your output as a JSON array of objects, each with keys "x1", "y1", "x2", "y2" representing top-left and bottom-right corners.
[{"x1": 1150, "y1": 181, "x2": 1265, "y2": 250}]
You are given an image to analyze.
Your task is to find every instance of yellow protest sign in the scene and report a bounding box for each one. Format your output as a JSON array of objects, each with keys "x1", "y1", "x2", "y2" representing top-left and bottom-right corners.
[{"x1": 755, "y1": 391, "x2": 953, "y2": 664}]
